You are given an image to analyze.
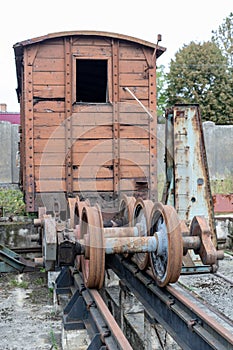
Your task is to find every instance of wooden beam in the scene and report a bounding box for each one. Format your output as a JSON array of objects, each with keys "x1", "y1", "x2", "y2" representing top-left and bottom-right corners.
[
  {"x1": 148, "y1": 59, "x2": 157, "y2": 201},
  {"x1": 64, "y1": 37, "x2": 73, "y2": 196},
  {"x1": 112, "y1": 40, "x2": 120, "y2": 196},
  {"x1": 24, "y1": 45, "x2": 38, "y2": 211}
]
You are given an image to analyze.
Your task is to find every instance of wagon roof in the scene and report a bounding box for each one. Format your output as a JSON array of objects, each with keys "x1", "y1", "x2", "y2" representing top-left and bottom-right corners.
[
  {"x1": 13, "y1": 30, "x2": 166, "y2": 101},
  {"x1": 13, "y1": 30, "x2": 166, "y2": 58}
]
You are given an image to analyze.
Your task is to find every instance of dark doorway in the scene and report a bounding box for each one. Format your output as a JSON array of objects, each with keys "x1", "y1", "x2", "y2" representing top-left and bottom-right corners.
[{"x1": 76, "y1": 59, "x2": 108, "y2": 103}]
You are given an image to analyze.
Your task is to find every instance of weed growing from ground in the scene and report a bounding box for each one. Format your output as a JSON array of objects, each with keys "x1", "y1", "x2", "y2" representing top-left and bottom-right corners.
[{"x1": 0, "y1": 188, "x2": 26, "y2": 216}]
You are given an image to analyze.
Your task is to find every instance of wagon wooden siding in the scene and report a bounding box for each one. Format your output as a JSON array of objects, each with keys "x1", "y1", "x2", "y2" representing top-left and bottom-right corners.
[{"x1": 14, "y1": 31, "x2": 166, "y2": 212}]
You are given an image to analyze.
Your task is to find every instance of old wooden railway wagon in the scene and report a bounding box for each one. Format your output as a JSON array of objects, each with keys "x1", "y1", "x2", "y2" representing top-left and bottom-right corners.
[{"x1": 13, "y1": 31, "x2": 166, "y2": 214}]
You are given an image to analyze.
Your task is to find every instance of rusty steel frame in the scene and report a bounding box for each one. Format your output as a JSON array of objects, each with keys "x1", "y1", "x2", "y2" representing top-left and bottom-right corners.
[
  {"x1": 106, "y1": 254, "x2": 233, "y2": 350},
  {"x1": 53, "y1": 253, "x2": 233, "y2": 350},
  {"x1": 56, "y1": 267, "x2": 133, "y2": 350},
  {"x1": 163, "y1": 105, "x2": 216, "y2": 243},
  {"x1": 162, "y1": 105, "x2": 218, "y2": 272}
]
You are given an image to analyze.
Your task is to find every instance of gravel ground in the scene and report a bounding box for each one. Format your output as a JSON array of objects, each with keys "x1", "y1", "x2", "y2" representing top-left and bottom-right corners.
[
  {"x1": 0, "y1": 253, "x2": 232, "y2": 350},
  {"x1": 178, "y1": 253, "x2": 233, "y2": 322}
]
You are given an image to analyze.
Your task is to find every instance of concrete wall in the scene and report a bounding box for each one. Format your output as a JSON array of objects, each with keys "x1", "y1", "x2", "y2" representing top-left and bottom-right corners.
[
  {"x1": 202, "y1": 122, "x2": 233, "y2": 178},
  {"x1": 0, "y1": 121, "x2": 19, "y2": 184},
  {"x1": 157, "y1": 122, "x2": 233, "y2": 179}
]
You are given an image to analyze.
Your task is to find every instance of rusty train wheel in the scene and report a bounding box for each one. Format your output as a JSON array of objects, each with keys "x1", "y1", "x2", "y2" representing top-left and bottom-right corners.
[
  {"x1": 80, "y1": 204, "x2": 105, "y2": 289},
  {"x1": 149, "y1": 202, "x2": 183, "y2": 287},
  {"x1": 119, "y1": 194, "x2": 136, "y2": 258},
  {"x1": 73, "y1": 198, "x2": 90, "y2": 271},
  {"x1": 132, "y1": 198, "x2": 154, "y2": 270},
  {"x1": 74, "y1": 198, "x2": 90, "y2": 228},
  {"x1": 119, "y1": 194, "x2": 136, "y2": 227}
]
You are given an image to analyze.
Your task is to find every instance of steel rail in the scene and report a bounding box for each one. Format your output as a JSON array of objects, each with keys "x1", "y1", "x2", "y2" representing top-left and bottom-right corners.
[
  {"x1": 11, "y1": 246, "x2": 42, "y2": 254},
  {"x1": 106, "y1": 254, "x2": 233, "y2": 350},
  {"x1": 0, "y1": 244, "x2": 35, "y2": 272},
  {"x1": 214, "y1": 271, "x2": 233, "y2": 285},
  {"x1": 56, "y1": 267, "x2": 133, "y2": 350},
  {"x1": 89, "y1": 289, "x2": 133, "y2": 350}
]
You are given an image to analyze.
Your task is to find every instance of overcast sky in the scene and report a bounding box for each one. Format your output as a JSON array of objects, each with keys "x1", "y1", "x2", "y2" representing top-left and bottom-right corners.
[{"x1": 0, "y1": 0, "x2": 232, "y2": 112}]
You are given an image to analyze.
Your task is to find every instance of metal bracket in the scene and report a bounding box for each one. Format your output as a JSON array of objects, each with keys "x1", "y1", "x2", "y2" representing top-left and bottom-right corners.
[{"x1": 0, "y1": 244, "x2": 35, "y2": 273}]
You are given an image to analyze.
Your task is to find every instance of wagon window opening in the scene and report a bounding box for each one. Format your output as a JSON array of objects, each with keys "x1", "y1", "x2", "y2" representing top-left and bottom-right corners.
[{"x1": 76, "y1": 59, "x2": 108, "y2": 103}]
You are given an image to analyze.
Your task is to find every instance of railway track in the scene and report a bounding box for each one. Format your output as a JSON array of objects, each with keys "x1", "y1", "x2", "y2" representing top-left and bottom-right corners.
[
  {"x1": 179, "y1": 255, "x2": 233, "y2": 324},
  {"x1": 56, "y1": 255, "x2": 233, "y2": 350},
  {"x1": 56, "y1": 266, "x2": 133, "y2": 350},
  {"x1": 2, "y1": 243, "x2": 232, "y2": 349},
  {"x1": 214, "y1": 271, "x2": 233, "y2": 285},
  {"x1": 11, "y1": 246, "x2": 42, "y2": 254},
  {"x1": 2, "y1": 197, "x2": 231, "y2": 349}
]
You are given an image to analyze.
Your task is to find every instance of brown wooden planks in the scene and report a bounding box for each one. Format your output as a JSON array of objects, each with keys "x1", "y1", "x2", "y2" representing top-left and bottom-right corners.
[
  {"x1": 36, "y1": 43, "x2": 65, "y2": 58},
  {"x1": 119, "y1": 46, "x2": 145, "y2": 60},
  {"x1": 33, "y1": 101, "x2": 65, "y2": 113},
  {"x1": 34, "y1": 138, "x2": 150, "y2": 154},
  {"x1": 72, "y1": 110, "x2": 150, "y2": 126},
  {"x1": 34, "y1": 113, "x2": 66, "y2": 127},
  {"x1": 34, "y1": 151, "x2": 149, "y2": 167},
  {"x1": 119, "y1": 60, "x2": 148, "y2": 73},
  {"x1": 34, "y1": 85, "x2": 65, "y2": 99},
  {"x1": 72, "y1": 46, "x2": 112, "y2": 57},
  {"x1": 33, "y1": 125, "x2": 149, "y2": 139},
  {"x1": 19, "y1": 33, "x2": 159, "y2": 210},
  {"x1": 72, "y1": 37, "x2": 111, "y2": 46},
  {"x1": 35, "y1": 178, "x2": 135, "y2": 192},
  {"x1": 119, "y1": 73, "x2": 148, "y2": 87},
  {"x1": 33, "y1": 125, "x2": 112, "y2": 139},
  {"x1": 33, "y1": 71, "x2": 65, "y2": 85},
  {"x1": 34, "y1": 164, "x2": 149, "y2": 180},
  {"x1": 120, "y1": 86, "x2": 148, "y2": 101},
  {"x1": 33, "y1": 58, "x2": 65, "y2": 72}
]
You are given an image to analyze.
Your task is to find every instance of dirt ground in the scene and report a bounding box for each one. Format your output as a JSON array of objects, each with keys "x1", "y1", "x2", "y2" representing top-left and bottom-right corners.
[
  {"x1": 0, "y1": 270, "x2": 62, "y2": 350},
  {"x1": 0, "y1": 253, "x2": 232, "y2": 350}
]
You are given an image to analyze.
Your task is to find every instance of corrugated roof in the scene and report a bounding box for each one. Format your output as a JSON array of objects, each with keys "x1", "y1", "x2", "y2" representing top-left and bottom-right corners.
[{"x1": 0, "y1": 113, "x2": 20, "y2": 124}]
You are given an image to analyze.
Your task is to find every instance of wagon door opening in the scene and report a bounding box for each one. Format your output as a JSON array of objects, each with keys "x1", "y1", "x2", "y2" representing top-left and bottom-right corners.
[{"x1": 76, "y1": 59, "x2": 108, "y2": 103}]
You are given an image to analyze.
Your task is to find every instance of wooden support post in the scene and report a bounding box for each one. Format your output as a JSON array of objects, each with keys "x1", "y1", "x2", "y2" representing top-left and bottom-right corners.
[
  {"x1": 148, "y1": 60, "x2": 157, "y2": 202},
  {"x1": 64, "y1": 38, "x2": 73, "y2": 197},
  {"x1": 112, "y1": 40, "x2": 120, "y2": 198},
  {"x1": 24, "y1": 45, "x2": 38, "y2": 212}
]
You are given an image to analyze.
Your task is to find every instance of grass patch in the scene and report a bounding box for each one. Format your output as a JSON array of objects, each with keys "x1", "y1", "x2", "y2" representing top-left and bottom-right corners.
[
  {"x1": 210, "y1": 175, "x2": 233, "y2": 194},
  {"x1": 0, "y1": 188, "x2": 26, "y2": 216},
  {"x1": 50, "y1": 328, "x2": 59, "y2": 350},
  {"x1": 10, "y1": 279, "x2": 29, "y2": 289},
  {"x1": 34, "y1": 277, "x2": 45, "y2": 286}
]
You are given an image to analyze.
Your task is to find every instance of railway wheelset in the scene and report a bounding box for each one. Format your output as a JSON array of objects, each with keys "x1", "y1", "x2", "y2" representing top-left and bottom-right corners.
[{"x1": 35, "y1": 194, "x2": 223, "y2": 289}]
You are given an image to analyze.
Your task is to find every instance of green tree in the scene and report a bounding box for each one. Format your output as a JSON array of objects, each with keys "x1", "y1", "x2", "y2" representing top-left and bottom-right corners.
[
  {"x1": 156, "y1": 64, "x2": 167, "y2": 123},
  {"x1": 165, "y1": 41, "x2": 233, "y2": 124},
  {"x1": 211, "y1": 12, "x2": 233, "y2": 68}
]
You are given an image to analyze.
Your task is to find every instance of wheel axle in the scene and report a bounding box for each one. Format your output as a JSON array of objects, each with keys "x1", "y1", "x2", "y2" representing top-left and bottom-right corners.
[{"x1": 37, "y1": 195, "x2": 223, "y2": 289}]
